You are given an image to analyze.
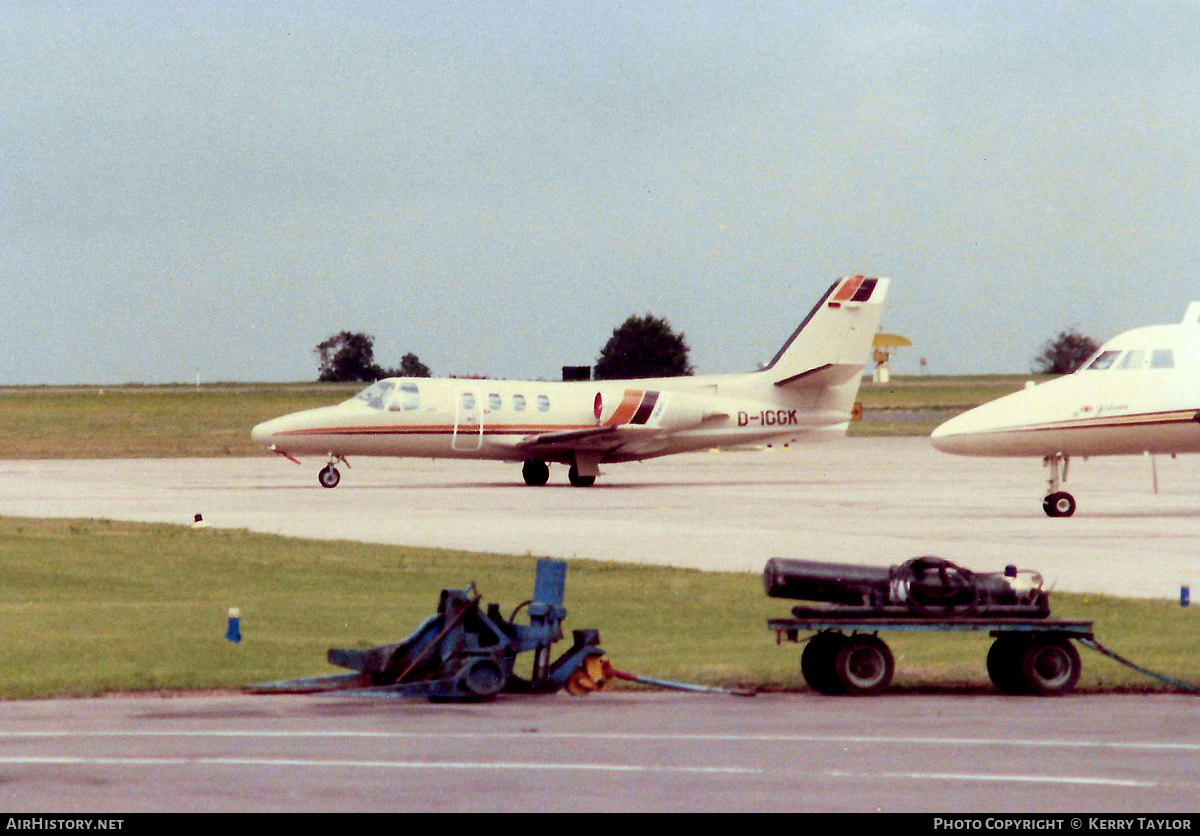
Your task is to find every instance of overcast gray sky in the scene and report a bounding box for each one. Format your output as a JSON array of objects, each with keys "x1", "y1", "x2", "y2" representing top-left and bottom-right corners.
[{"x1": 4, "y1": 1, "x2": 1199, "y2": 384}]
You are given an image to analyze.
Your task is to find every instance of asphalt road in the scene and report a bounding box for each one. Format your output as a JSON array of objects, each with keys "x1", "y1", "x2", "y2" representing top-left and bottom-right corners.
[{"x1": 1, "y1": 692, "x2": 1197, "y2": 813}]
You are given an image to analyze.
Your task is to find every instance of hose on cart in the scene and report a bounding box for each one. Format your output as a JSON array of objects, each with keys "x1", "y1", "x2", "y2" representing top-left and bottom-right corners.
[{"x1": 1078, "y1": 638, "x2": 1200, "y2": 694}]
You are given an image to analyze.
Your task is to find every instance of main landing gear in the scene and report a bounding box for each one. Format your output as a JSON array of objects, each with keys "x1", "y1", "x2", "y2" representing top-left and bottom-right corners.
[
  {"x1": 521, "y1": 459, "x2": 598, "y2": 488},
  {"x1": 318, "y1": 454, "x2": 349, "y2": 489},
  {"x1": 522, "y1": 459, "x2": 550, "y2": 486},
  {"x1": 1042, "y1": 453, "x2": 1075, "y2": 517}
]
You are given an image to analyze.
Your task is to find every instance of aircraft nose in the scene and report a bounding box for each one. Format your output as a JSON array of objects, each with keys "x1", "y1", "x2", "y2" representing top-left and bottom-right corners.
[
  {"x1": 251, "y1": 418, "x2": 281, "y2": 445},
  {"x1": 929, "y1": 416, "x2": 960, "y2": 452}
]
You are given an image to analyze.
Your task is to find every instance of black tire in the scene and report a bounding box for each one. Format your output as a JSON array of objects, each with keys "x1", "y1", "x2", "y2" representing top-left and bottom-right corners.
[
  {"x1": 568, "y1": 465, "x2": 596, "y2": 487},
  {"x1": 987, "y1": 635, "x2": 1031, "y2": 695},
  {"x1": 318, "y1": 465, "x2": 341, "y2": 489},
  {"x1": 800, "y1": 632, "x2": 849, "y2": 695},
  {"x1": 832, "y1": 635, "x2": 894, "y2": 696},
  {"x1": 1043, "y1": 492, "x2": 1076, "y2": 518},
  {"x1": 522, "y1": 459, "x2": 549, "y2": 486},
  {"x1": 1019, "y1": 638, "x2": 1081, "y2": 696}
]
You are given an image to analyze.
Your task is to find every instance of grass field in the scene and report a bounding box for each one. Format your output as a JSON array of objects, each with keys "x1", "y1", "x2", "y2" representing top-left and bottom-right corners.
[
  {"x1": 0, "y1": 516, "x2": 1195, "y2": 700},
  {"x1": 0, "y1": 376, "x2": 1039, "y2": 458}
]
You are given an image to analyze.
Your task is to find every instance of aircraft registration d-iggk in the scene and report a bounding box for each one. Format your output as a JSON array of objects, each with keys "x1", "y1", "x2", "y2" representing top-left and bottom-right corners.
[
  {"x1": 931, "y1": 302, "x2": 1200, "y2": 517},
  {"x1": 251, "y1": 276, "x2": 889, "y2": 488}
]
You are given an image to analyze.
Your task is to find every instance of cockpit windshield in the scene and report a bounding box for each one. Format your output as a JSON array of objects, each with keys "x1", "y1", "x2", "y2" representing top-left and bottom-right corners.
[
  {"x1": 351, "y1": 380, "x2": 395, "y2": 410},
  {"x1": 1082, "y1": 350, "x2": 1120, "y2": 371},
  {"x1": 1083, "y1": 348, "x2": 1176, "y2": 372}
]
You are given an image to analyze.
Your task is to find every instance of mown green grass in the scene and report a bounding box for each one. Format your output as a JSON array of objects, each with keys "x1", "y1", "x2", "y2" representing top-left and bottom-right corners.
[
  {"x1": 1, "y1": 517, "x2": 1195, "y2": 699},
  {"x1": 0, "y1": 383, "x2": 358, "y2": 458}
]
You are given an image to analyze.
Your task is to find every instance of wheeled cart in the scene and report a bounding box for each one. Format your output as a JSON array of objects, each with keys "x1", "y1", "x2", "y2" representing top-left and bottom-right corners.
[{"x1": 769, "y1": 615, "x2": 1095, "y2": 696}]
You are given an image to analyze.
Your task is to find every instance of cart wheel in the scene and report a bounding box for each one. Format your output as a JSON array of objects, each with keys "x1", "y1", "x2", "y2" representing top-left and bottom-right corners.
[
  {"x1": 987, "y1": 635, "x2": 1031, "y2": 695},
  {"x1": 801, "y1": 632, "x2": 849, "y2": 695},
  {"x1": 832, "y1": 635, "x2": 894, "y2": 696},
  {"x1": 1019, "y1": 638, "x2": 1081, "y2": 696}
]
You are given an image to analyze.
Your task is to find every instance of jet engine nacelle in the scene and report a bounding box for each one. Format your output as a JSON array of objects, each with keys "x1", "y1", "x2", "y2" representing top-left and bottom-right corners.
[{"x1": 593, "y1": 388, "x2": 723, "y2": 432}]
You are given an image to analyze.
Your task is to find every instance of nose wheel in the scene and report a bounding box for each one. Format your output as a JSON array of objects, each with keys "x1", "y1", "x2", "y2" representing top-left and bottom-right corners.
[
  {"x1": 1042, "y1": 453, "x2": 1074, "y2": 517},
  {"x1": 318, "y1": 454, "x2": 349, "y2": 489},
  {"x1": 1043, "y1": 491, "x2": 1075, "y2": 517},
  {"x1": 318, "y1": 465, "x2": 341, "y2": 489}
]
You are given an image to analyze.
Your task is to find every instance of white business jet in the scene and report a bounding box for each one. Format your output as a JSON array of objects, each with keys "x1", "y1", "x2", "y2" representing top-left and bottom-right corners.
[
  {"x1": 251, "y1": 276, "x2": 889, "y2": 488},
  {"x1": 931, "y1": 303, "x2": 1200, "y2": 517}
]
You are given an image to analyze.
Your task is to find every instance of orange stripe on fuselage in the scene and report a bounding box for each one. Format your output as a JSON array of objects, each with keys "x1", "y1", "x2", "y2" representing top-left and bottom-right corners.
[
  {"x1": 830, "y1": 275, "x2": 865, "y2": 302},
  {"x1": 604, "y1": 390, "x2": 644, "y2": 426}
]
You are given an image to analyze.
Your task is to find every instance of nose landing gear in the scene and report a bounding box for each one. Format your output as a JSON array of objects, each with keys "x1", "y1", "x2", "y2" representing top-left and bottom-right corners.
[
  {"x1": 318, "y1": 454, "x2": 349, "y2": 489},
  {"x1": 1042, "y1": 453, "x2": 1075, "y2": 517}
]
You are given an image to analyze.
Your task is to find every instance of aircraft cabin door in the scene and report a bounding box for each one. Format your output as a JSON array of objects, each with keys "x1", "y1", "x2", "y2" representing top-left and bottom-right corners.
[{"x1": 452, "y1": 388, "x2": 484, "y2": 452}]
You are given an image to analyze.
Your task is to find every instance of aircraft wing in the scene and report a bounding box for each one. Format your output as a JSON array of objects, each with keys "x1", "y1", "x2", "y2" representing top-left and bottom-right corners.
[{"x1": 515, "y1": 424, "x2": 665, "y2": 455}]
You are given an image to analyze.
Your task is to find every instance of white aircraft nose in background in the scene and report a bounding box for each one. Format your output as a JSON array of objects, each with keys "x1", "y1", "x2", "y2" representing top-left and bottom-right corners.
[{"x1": 931, "y1": 302, "x2": 1200, "y2": 517}]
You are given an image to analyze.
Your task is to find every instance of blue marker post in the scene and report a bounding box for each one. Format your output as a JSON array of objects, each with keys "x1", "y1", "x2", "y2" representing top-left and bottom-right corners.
[
  {"x1": 1181, "y1": 586, "x2": 1190, "y2": 608},
  {"x1": 225, "y1": 607, "x2": 242, "y2": 643}
]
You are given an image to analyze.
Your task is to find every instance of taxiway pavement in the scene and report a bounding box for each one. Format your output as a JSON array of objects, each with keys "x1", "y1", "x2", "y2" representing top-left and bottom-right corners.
[
  {"x1": 1, "y1": 691, "x2": 1196, "y2": 813},
  {"x1": 1, "y1": 437, "x2": 1198, "y2": 598}
]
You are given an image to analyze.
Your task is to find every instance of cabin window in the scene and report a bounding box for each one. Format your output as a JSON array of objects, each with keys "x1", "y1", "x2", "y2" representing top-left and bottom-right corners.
[
  {"x1": 1084, "y1": 350, "x2": 1120, "y2": 371},
  {"x1": 488, "y1": 393, "x2": 502, "y2": 411},
  {"x1": 394, "y1": 383, "x2": 420, "y2": 411},
  {"x1": 1117, "y1": 350, "x2": 1145, "y2": 370},
  {"x1": 1151, "y1": 349, "x2": 1175, "y2": 369},
  {"x1": 513, "y1": 394, "x2": 526, "y2": 411},
  {"x1": 537, "y1": 394, "x2": 550, "y2": 412},
  {"x1": 354, "y1": 380, "x2": 394, "y2": 409},
  {"x1": 462, "y1": 392, "x2": 476, "y2": 410}
]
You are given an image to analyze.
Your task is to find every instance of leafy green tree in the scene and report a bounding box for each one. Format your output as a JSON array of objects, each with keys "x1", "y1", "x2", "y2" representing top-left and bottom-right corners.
[
  {"x1": 315, "y1": 331, "x2": 382, "y2": 382},
  {"x1": 394, "y1": 352, "x2": 431, "y2": 378},
  {"x1": 594, "y1": 313, "x2": 694, "y2": 380},
  {"x1": 1033, "y1": 329, "x2": 1100, "y2": 374}
]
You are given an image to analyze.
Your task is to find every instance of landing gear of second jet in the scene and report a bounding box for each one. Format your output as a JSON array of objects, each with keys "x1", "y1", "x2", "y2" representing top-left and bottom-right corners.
[
  {"x1": 1042, "y1": 452, "x2": 1075, "y2": 517},
  {"x1": 1043, "y1": 491, "x2": 1076, "y2": 518}
]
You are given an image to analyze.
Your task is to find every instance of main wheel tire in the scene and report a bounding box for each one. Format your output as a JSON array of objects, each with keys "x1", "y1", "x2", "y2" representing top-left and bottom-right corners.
[
  {"x1": 568, "y1": 465, "x2": 596, "y2": 487},
  {"x1": 318, "y1": 465, "x2": 341, "y2": 489},
  {"x1": 522, "y1": 459, "x2": 549, "y2": 486},
  {"x1": 832, "y1": 635, "x2": 894, "y2": 696},
  {"x1": 987, "y1": 635, "x2": 1031, "y2": 695},
  {"x1": 1019, "y1": 638, "x2": 1081, "y2": 696},
  {"x1": 1043, "y1": 492, "x2": 1076, "y2": 518},
  {"x1": 800, "y1": 632, "x2": 849, "y2": 695}
]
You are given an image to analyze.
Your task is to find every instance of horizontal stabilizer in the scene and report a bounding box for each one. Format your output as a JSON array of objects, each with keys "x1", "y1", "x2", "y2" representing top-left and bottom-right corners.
[{"x1": 773, "y1": 362, "x2": 864, "y2": 389}]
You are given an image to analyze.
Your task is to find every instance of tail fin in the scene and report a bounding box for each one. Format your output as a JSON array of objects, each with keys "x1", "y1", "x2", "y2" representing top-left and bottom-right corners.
[{"x1": 762, "y1": 276, "x2": 890, "y2": 389}]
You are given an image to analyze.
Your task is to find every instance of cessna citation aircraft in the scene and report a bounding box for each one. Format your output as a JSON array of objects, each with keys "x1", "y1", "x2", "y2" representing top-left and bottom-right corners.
[
  {"x1": 251, "y1": 276, "x2": 890, "y2": 488},
  {"x1": 931, "y1": 302, "x2": 1200, "y2": 517}
]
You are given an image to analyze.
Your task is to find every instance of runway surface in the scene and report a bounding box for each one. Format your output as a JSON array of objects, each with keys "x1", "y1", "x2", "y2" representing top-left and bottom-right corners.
[
  {"x1": 1, "y1": 437, "x2": 1198, "y2": 598},
  {"x1": 2, "y1": 691, "x2": 1197, "y2": 813}
]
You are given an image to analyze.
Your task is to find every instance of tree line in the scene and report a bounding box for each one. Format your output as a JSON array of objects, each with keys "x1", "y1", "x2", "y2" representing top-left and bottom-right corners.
[
  {"x1": 314, "y1": 313, "x2": 692, "y2": 382},
  {"x1": 315, "y1": 317, "x2": 1101, "y2": 382}
]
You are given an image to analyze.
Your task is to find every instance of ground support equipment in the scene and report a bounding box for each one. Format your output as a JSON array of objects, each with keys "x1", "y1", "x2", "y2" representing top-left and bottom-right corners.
[
  {"x1": 247, "y1": 558, "x2": 608, "y2": 701},
  {"x1": 763, "y1": 555, "x2": 1091, "y2": 696},
  {"x1": 769, "y1": 614, "x2": 1094, "y2": 696}
]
